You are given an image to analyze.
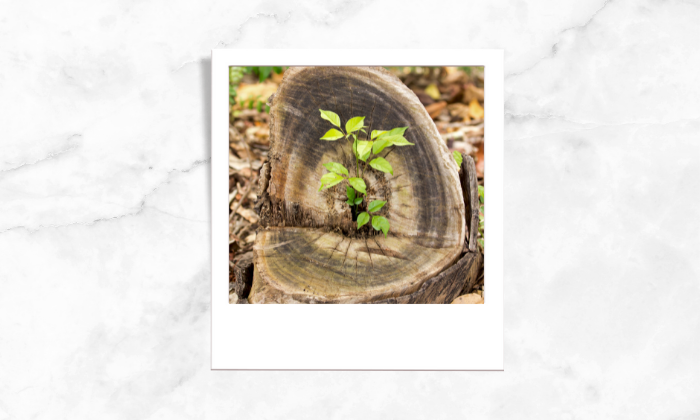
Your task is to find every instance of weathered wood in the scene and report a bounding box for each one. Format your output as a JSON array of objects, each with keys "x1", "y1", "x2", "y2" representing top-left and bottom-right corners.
[
  {"x1": 250, "y1": 67, "x2": 466, "y2": 304},
  {"x1": 230, "y1": 253, "x2": 254, "y2": 301},
  {"x1": 249, "y1": 227, "x2": 463, "y2": 304},
  {"x1": 460, "y1": 155, "x2": 480, "y2": 252},
  {"x1": 371, "y1": 250, "x2": 482, "y2": 304}
]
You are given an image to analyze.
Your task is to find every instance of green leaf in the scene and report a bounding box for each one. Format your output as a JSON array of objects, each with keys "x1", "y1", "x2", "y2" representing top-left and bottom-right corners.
[
  {"x1": 319, "y1": 110, "x2": 341, "y2": 128},
  {"x1": 257, "y1": 66, "x2": 272, "y2": 82},
  {"x1": 357, "y1": 141, "x2": 373, "y2": 162},
  {"x1": 357, "y1": 212, "x2": 370, "y2": 229},
  {"x1": 386, "y1": 135, "x2": 414, "y2": 146},
  {"x1": 385, "y1": 127, "x2": 408, "y2": 137},
  {"x1": 361, "y1": 148, "x2": 372, "y2": 162},
  {"x1": 323, "y1": 162, "x2": 349, "y2": 176},
  {"x1": 367, "y1": 200, "x2": 386, "y2": 213},
  {"x1": 346, "y1": 186, "x2": 355, "y2": 201},
  {"x1": 354, "y1": 197, "x2": 363, "y2": 205},
  {"x1": 346, "y1": 199, "x2": 353, "y2": 206},
  {"x1": 478, "y1": 185, "x2": 484, "y2": 203},
  {"x1": 319, "y1": 172, "x2": 345, "y2": 190},
  {"x1": 452, "y1": 151, "x2": 463, "y2": 167},
  {"x1": 371, "y1": 216, "x2": 390, "y2": 238},
  {"x1": 346, "y1": 116, "x2": 365, "y2": 133},
  {"x1": 371, "y1": 130, "x2": 387, "y2": 140},
  {"x1": 320, "y1": 128, "x2": 344, "y2": 141},
  {"x1": 348, "y1": 177, "x2": 366, "y2": 195},
  {"x1": 372, "y1": 137, "x2": 391, "y2": 154},
  {"x1": 369, "y1": 157, "x2": 393, "y2": 175}
]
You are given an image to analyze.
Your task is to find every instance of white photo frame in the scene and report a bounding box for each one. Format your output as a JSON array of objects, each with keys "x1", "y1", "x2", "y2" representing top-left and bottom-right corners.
[{"x1": 212, "y1": 50, "x2": 503, "y2": 370}]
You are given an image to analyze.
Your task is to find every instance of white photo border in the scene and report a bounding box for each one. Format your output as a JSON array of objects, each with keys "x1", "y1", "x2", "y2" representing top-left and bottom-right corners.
[{"x1": 212, "y1": 50, "x2": 503, "y2": 370}]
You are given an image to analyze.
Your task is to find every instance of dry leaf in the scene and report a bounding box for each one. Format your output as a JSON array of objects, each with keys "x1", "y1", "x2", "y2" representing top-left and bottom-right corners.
[
  {"x1": 468, "y1": 98, "x2": 484, "y2": 120},
  {"x1": 447, "y1": 103, "x2": 471, "y2": 121},
  {"x1": 474, "y1": 141, "x2": 485, "y2": 178},
  {"x1": 229, "y1": 152, "x2": 249, "y2": 170},
  {"x1": 425, "y1": 101, "x2": 447, "y2": 119},
  {"x1": 463, "y1": 84, "x2": 485, "y2": 103},
  {"x1": 425, "y1": 84, "x2": 441, "y2": 100},
  {"x1": 236, "y1": 208, "x2": 259, "y2": 224}
]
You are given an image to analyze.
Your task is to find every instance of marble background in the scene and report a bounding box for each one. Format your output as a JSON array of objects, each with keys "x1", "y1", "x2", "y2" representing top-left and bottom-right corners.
[{"x1": 1, "y1": 0, "x2": 698, "y2": 418}]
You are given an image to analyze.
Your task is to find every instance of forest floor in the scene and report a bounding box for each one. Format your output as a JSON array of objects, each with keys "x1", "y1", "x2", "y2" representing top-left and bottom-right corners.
[{"x1": 229, "y1": 67, "x2": 485, "y2": 304}]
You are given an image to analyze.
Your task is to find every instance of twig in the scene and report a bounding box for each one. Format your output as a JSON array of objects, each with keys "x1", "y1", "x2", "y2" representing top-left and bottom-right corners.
[
  {"x1": 230, "y1": 175, "x2": 258, "y2": 221},
  {"x1": 231, "y1": 127, "x2": 254, "y2": 173}
]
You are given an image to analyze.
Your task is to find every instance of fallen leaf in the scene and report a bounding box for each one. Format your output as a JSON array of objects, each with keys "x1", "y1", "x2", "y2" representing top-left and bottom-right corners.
[
  {"x1": 463, "y1": 84, "x2": 485, "y2": 103},
  {"x1": 229, "y1": 152, "x2": 249, "y2": 170},
  {"x1": 439, "y1": 84, "x2": 462, "y2": 103},
  {"x1": 468, "y1": 98, "x2": 484, "y2": 120},
  {"x1": 425, "y1": 84, "x2": 441, "y2": 100},
  {"x1": 447, "y1": 103, "x2": 471, "y2": 121},
  {"x1": 411, "y1": 88, "x2": 435, "y2": 106},
  {"x1": 425, "y1": 101, "x2": 447, "y2": 119},
  {"x1": 236, "y1": 208, "x2": 259, "y2": 224},
  {"x1": 474, "y1": 141, "x2": 484, "y2": 178},
  {"x1": 442, "y1": 70, "x2": 468, "y2": 85}
]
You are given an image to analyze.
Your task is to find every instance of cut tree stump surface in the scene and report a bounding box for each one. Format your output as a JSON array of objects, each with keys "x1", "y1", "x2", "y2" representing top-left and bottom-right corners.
[{"x1": 251, "y1": 67, "x2": 466, "y2": 304}]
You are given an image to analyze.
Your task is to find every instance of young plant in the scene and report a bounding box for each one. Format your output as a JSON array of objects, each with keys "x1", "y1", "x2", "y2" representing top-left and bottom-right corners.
[
  {"x1": 317, "y1": 109, "x2": 414, "y2": 237},
  {"x1": 356, "y1": 199, "x2": 389, "y2": 238}
]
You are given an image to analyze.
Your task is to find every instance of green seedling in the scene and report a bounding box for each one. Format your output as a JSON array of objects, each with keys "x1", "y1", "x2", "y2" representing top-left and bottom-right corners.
[{"x1": 317, "y1": 109, "x2": 414, "y2": 237}]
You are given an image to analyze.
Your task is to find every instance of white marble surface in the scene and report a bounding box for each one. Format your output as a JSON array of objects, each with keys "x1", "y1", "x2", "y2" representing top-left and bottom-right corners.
[{"x1": 1, "y1": 0, "x2": 698, "y2": 418}]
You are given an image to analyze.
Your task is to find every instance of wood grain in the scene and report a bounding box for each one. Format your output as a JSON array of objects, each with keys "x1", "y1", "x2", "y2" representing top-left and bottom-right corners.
[{"x1": 251, "y1": 67, "x2": 466, "y2": 304}]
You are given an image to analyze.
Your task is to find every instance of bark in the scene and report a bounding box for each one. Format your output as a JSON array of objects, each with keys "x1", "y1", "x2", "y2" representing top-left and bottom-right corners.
[{"x1": 460, "y1": 155, "x2": 480, "y2": 252}]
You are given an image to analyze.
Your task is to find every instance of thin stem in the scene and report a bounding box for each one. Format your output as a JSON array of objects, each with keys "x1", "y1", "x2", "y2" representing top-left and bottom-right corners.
[{"x1": 353, "y1": 134, "x2": 360, "y2": 214}]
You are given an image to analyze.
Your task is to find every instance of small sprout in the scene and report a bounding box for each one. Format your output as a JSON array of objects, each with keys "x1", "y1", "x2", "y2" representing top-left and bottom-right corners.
[
  {"x1": 317, "y1": 109, "x2": 414, "y2": 237},
  {"x1": 346, "y1": 186, "x2": 363, "y2": 206}
]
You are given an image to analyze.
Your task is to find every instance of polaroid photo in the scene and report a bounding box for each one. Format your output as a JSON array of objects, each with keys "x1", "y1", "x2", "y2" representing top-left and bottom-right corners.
[{"x1": 212, "y1": 49, "x2": 503, "y2": 370}]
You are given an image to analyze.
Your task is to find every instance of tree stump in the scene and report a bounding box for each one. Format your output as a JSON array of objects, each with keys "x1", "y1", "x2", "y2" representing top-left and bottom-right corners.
[{"x1": 250, "y1": 67, "x2": 477, "y2": 304}]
